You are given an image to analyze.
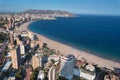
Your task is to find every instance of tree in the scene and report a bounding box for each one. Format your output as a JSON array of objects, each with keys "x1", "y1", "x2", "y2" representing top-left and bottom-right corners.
[
  {"x1": 30, "y1": 71, "x2": 36, "y2": 80},
  {"x1": 35, "y1": 67, "x2": 43, "y2": 72},
  {"x1": 15, "y1": 72, "x2": 22, "y2": 80},
  {"x1": 30, "y1": 67, "x2": 42, "y2": 80},
  {"x1": 57, "y1": 76, "x2": 68, "y2": 80},
  {"x1": 43, "y1": 43, "x2": 47, "y2": 48},
  {"x1": 49, "y1": 49, "x2": 56, "y2": 55},
  {"x1": 44, "y1": 69, "x2": 48, "y2": 80}
]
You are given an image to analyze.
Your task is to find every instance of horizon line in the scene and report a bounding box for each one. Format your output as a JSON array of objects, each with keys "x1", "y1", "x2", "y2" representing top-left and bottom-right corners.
[{"x1": 0, "y1": 9, "x2": 120, "y2": 16}]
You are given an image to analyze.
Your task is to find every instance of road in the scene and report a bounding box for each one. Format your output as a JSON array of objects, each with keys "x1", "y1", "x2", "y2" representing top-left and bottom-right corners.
[
  {"x1": 0, "y1": 36, "x2": 8, "y2": 66},
  {"x1": 25, "y1": 67, "x2": 32, "y2": 80},
  {"x1": 0, "y1": 36, "x2": 8, "y2": 54}
]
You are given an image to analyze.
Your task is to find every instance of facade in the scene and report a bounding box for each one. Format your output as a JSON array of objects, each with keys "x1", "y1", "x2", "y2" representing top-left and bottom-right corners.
[
  {"x1": 48, "y1": 66, "x2": 57, "y2": 80},
  {"x1": 31, "y1": 54, "x2": 40, "y2": 70},
  {"x1": 73, "y1": 68, "x2": 80, "y2": 77},
  {"x1": 20, "y1": 42, "x2": 25, "y2": 55},
  {"x1": 80, "y1": 64, "x2": 96, "y2": 80},
  {"x1": 31, "y1": 52, "x2": 48, "y2": 69},
  {"x1": 8, "y1": 18, "x2": 12, "y2": 30},
  {"x1": 60, "y1": 55, "x2": 75, "y2": 80},
  {"x1": 9, "y1": 31, "x2": 14, "y2": 44},
  {"x1": 10, "y1": 45, "x2": 21, "y2": 69},
  {"x1": 80, "y1": 71, "x2": 95, "y2": 80},
  {"x1": 16, "y1": 37, "x2": 20, "y2": 45},
  {"x1": 104, "y1": 74, "x2": 119, "y2": 80},
  {"x1": 30, "y1": 40, "x2": 41, "y2": 49}
]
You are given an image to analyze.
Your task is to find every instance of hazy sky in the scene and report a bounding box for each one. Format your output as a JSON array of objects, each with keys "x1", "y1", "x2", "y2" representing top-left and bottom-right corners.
[{"x1": 0, "y1": 0, "x2": 120, "y2": 15}]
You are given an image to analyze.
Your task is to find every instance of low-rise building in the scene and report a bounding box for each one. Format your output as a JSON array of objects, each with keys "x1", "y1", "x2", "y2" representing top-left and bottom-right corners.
[
  {"x1": 1, "y1": 60, "x2": 12, "y2": 72},
  {"x1": 48, "y1": 54, "x2": 61, "y2": 62},
  {"x1": 9, "y1": 73, "x2": 15, "y2": 80},
  {"x1": 76, "y1": 60, "x2": 86, "y2": 68},
  {"x1": 80, "y1": 64, "x2": 96, "y2": 80},
  {"x1": 104, "y1": 74, "x2": 119, "y2": 80},
  {"x1": 37, "y1": 70, "x2": 44, "y2": 80},
  {"x1": 25, "y1": 67, "x2": 32, "y2": 80}
]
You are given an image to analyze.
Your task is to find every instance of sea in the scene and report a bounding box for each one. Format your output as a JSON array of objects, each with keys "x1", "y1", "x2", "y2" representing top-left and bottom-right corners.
[{"x1": 28, "y1": 15, "x2": 120, "y2": 62}]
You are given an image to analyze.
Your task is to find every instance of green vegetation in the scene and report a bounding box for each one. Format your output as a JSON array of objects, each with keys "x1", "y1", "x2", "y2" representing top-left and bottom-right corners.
[
  {"x1": 0, "y1": 20, "x2": 8, "y2": 30},
  {"x1": 0, "y1": 32, "x2": 7, "y2": 43},
  {"x1": 44, "y1": 68, "x2": 49, "y2": 80},
  {"x1": 42, "y1": 47, "x2": 56, "y2": 57},
  {"x1": 49, "y1": 49, "x2": 56, "y2": 55},
  {"x1": 14, "y1": 66, "x2": 26, "y2": 80},
  {"x1": 0, "y1": 46, "x2": 8, "y2": 65},
  {"x1": 34, "y1": 35, "x2": 39, "y2": 41},
  {"x1": 15, "y1": 67, "x2": 23, "y2": 80},
  {"x1": 30, "y1": 71, "x2": 37, "y2": 80},
  {"x1": 0, "y1": 20, "x2": 8, "y2": 25},
  {"x1": 15, "y1": 72, "x2": 22, "y2": 80},
  {"x1": 30, "y1": 67, "x2": 43, "y2": 80},
  {"x1": 57, "y1": 76, "x2": 68, "y2": 80},
  {"x1": 0, "y1": 52, "x2": 7, "y2": 65},
  {"x1": 95, "y1": 67, "x2": 108, "y2": 80},
  {"x1": 42, "y1": 43, "x2": 48, "y2": 48},
  {"x1": 80, "y1": 77, "x2": 87, "y2": 80}
]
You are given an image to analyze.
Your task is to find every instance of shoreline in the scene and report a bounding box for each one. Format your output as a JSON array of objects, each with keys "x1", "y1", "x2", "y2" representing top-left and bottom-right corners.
[{"x1": 20, "y1": 21, "x2": 120, "y2": 70}]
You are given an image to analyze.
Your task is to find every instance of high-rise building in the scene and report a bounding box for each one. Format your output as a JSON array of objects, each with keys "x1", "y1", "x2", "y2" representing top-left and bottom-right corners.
[
  {"x1": 19, "y1": 41, "x2": 25, "y2": 55},
  {"x1": 12, "y1": 18, "x2": 15, "y2": 29},
  {"x1": 8, "y1": 18, "x2": 12, "y2": 30},
  {"x1": 31, "y1": 54, "x2": 40, "y2": 70},
  {"x1": 31, "y1": 52, "x2": 47, "y2": 70},
  {"x1": 9, "y1": 31, "x2": 14, "y2": 44},
  {"x1": 60, "y1": 55, "x2": 75, "y2": 80},
  {"x1": 16, "y1": 37, "x2": 20, "y2": 45},
  {"x1": 8, "y1": 17, "x2": 15, "y2": 30},
  {"x1": 10, "y1": 45, "x2": 21, "y2": 69}
]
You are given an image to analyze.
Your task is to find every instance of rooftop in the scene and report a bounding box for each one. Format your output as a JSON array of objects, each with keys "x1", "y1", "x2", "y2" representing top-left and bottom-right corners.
[
  {"x1": 86, "y1": 64, "x2": 95, "y2": 72},
  {"x1": 62, "y1": 54, "x2": 75, "y2": 61},
  {"x1": 2, "y1": 60, "x2": 12, "y2": 72},
  {"x1": 38, "y1": 70, "x2": 44, "y2": 80},
  {"x1": 66, "y1": 55, "x2": 74, "y2": 58}
]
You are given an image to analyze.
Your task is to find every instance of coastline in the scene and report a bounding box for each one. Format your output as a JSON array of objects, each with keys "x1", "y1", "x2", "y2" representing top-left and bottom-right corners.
[{"x1": 20, "y1": 21, "x2": 120, "y2": 70}]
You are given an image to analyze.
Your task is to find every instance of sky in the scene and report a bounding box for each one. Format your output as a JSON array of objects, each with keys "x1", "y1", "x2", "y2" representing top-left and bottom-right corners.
[{"x1": 0, "y1": 0, "x2": 120, "y2": 15}]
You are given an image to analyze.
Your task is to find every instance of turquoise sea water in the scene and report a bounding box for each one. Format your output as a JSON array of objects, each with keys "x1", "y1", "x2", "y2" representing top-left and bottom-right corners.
[{"x1": 29, "y1": 15, "x2": 120, "y2": 62}]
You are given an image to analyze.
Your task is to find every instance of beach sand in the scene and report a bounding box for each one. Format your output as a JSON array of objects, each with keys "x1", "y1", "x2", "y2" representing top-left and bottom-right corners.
[{"x1": 20, "y1": 21, "x2": 120, "y2": 70}]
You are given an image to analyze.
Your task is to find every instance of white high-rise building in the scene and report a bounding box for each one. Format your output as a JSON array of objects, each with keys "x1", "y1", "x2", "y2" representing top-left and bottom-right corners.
[
  {"x1": 60, "y1": 55, "x2": 75, "y2": 80},
  {"x1": 20, "y1": 42, "x2": 25, "y2": 55}
]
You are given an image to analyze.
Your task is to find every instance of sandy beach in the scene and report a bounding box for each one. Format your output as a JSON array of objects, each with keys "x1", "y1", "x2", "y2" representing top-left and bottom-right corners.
[{"x1": 20, "y1": 21, "x2": 120, "y2": 70}]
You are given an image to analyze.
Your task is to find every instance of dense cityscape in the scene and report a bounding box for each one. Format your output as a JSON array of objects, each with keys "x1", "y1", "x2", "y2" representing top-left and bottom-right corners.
[{"x1": 0, "y1": 10, "x2": 120, "y2": 80}]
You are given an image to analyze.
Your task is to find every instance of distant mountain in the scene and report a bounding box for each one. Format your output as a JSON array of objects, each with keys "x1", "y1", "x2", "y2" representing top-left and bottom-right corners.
[
  {"x1": 22, "y1": 9, "x2": 75, "y2": 17},
  {"x1": 0, "y1": 9, "x2": 76, "y2": 17},
  {"x1": 0, "y1": 11, "x2": 15, "y2": 15}
]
